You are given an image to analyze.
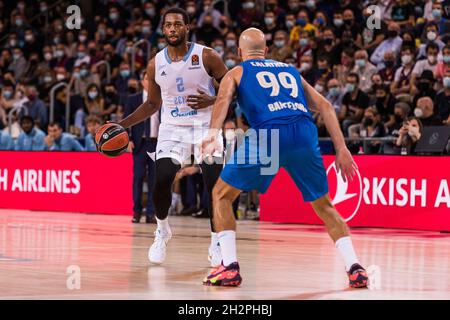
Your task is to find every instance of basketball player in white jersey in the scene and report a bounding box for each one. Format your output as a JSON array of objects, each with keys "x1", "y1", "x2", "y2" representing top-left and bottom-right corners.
[{"x1": 118, "y1": 7, "x2": 228, "y2": 267}]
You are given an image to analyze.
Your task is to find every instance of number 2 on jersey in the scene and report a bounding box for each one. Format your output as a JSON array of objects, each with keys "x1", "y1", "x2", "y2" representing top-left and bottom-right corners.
[
  {"x1": 255, "y1": 71, "x2": 298, "y2": 98},
  {"x1": 176, "y1": 77, "x2": 185, "y2": 92}
]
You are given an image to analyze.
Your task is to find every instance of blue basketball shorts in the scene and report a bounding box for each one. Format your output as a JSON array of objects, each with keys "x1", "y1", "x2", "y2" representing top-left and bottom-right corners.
[{"x1": 221, "y1": 119, "x2": 328, "y2": 202}]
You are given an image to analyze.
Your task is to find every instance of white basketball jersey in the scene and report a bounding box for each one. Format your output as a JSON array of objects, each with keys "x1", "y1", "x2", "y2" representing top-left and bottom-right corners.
[{"x1": 155, "y1": 43, "x2": 215, "y2": 127}]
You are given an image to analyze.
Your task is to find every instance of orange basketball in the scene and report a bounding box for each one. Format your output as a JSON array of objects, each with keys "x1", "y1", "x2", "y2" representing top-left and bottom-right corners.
[{"x1": 95, "y1": 123, "x2": 129, "y2": 157}]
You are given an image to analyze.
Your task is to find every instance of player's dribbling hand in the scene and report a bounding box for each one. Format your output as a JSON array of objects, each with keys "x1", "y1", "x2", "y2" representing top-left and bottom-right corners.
[
  {"x1": 335, "y1": 147, "x2": 358, "y2": 183},
  {"x1": 187, "y1": 89, "x2": 215, "y2": 109}
]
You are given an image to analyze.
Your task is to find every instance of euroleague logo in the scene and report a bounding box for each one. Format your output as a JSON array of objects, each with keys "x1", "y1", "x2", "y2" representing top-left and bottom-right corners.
[{"x1": 326, "y1": 162, "x2": 363, "y2": 222}]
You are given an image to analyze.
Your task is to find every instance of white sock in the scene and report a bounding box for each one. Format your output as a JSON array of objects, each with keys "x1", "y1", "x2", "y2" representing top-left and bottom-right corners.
[
  {"x1": 218, "y1": 230, "x2": 237, "y2": 266},
  {"x1": 335, "y1": 236, "x2": 359, "y2": 271},
  {"x1": 211, "y1": 232, "x2": 219, "y2": 246},
  {"x1": 156, "y1": 218, "x2": 170, "y2": 234},
  {"x1": 171, "y1": 193, "x2": 180, "y2": 207}
]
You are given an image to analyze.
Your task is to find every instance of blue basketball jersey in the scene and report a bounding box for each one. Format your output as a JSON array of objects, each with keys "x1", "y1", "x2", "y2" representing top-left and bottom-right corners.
[{"x1": 237, "y1": 59, "x2": 313, "y2": 128}]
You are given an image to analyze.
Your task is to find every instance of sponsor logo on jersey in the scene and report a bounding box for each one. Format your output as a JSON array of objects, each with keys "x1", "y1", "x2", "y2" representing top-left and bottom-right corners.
[
  {"x1": 171, "y1": 107, "x2": 198, "y2": 118},
  {"x1": 267, "y1": 101, "x2": 308, "y2": 113},
  {"x1": 191, "y1": 54, "x2": 199, "y2": 66},
  {"x1": 161, "y1": 71, "x2": 167, "y2": 76}
]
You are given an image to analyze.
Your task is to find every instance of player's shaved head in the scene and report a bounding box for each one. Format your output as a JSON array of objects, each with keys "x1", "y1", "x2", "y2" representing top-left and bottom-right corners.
[{"x1": 238, "y1": 28, "x2": 267, "y2": 61}]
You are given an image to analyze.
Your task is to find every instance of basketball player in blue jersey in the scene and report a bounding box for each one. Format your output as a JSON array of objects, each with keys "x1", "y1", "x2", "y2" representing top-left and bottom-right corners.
[
  {"x1": 201, "y1": 28, "x2": 368, "y2": 288},
  {"x1": 118, "y1": 8, "x2": 228, "y2": 267}
]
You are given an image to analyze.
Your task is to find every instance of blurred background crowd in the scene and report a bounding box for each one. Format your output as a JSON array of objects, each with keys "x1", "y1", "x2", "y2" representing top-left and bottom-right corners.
[
  {"x1": 1, "y1": 0, "x2": 450, "y2": 154},
  {"x1": 1, "y1": 0, "x2": 450, "y2": 220}
]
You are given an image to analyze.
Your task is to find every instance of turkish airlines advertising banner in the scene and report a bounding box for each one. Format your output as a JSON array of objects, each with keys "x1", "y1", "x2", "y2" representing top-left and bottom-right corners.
[
  {"x1": 260, "y1": 156, "x2": 450, "y2": 231},
  {"x1": 0, "y1": 152, "x2": 133, "y2": 215}
]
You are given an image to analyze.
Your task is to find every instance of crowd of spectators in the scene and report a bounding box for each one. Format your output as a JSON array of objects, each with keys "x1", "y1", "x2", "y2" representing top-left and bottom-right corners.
[{"x1": 0, "y1": 0, "x2": 449, "y2": 155}]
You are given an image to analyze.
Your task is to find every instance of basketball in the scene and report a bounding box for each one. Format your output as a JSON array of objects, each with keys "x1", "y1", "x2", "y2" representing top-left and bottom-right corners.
[{"x1": 95, "y1": 123, "x2": 129, "y2": 157}]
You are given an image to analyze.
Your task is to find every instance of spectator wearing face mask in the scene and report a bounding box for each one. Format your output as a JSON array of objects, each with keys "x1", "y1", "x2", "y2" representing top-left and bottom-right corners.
[
  {"x1": 390, "y1": 102, "x2": 411, "y2": 136},
  {"x1": 295, "y1": 29, "x2": 313, "y2": 67},
  {"x1": 284, "y1": 13, "x2": 297, "y2": 34},
  {"x1": 266, "y1": 0, "x2": 286, "y2": 26},
  {"x1": 23, "y1": 29, "x2": 41, "y2": 59},
  {"x1": 435, "y1": 44, "x2": 450, "y2": 85},
  {"x1": 349, "y1": 107, "x2": 386, "y2": 154},
  {"x1": 339, "y1": 9, "x2": 362, "y2": 49},
  {"x1": 378, "y1": 51, "x2": 396, "y2": 87},
  {"x1": 8, "y1": 47, "x2": 27, "y2": 81},
  {"x1": 299, "y1": 54, "x2": 316, "y2": 85},
  {"x1": 107, "y1": 5, "x2": 127, "y2": 33},
  {"x1": 434, "y1": 70, "x2": 450, "y2": 125},
  {"x1": 114, "y1": 62, "x2": 134, "y2": 96},
  {"x1": 316, "y1": 27, "x2": 341, "y2": 67},
  {"x1": 71, "y1": 62, "x2": 101, "y2": 97},
  {"x1": 15, "y1": 115, "x2": 46, "y2": 151},
  {"x1": 374, "y1": 84, "x2": 397, "y2": 130},
  {"x1": 412, "y1": 42, "x2": 439, "y2": 91},
  {"x1": 83, "y1": 83, "x2": 105, "y2": 119},
  {"x1": 267, "y1": 31, "x2": 293, "y2": 62},
  {"x1": 0, "y1": 81, "x2": 16, "y2": 113},
  {"x1": 224, "y1": 53, "x2": 239, "y2": 70},
  {"x1": 73, "y1": 43, "x2": 91, "y2": 67},
  {"x1": 211, "y1": 38, "x2": 225, "y2": 59},
  {"x1": 22, "y1": 84, "x2": 47, "y2": 130},
  {"x1": 352, "y1": 49, "x2": 377, "y2": 93},
  {"x1": 290, "y1": 10, "x2": 316, "y2": 43},
  {"x1": 414, "y1": 96, "x2": 442, "y2": 126},
  {"x1": 412, "y1": 70, "x2": 436, "y2": 108},
  {"x1": 417, "y1": 23, "x2": 445, "y2": 60},
  {"x1": 224, "y1": 31, "x2": 238, "y2": 55},
  {"x1": 370, "y1": 22, "x2": 403, "y2": 69},
  {"x1": 103, "y1": 83, "x2": 120, "y2": 117},
  {"x1": 326, "y1": 78, "x2": 344, "y2": 114},
  {"x1": 316, "y1": 55, "x2": 333, "y2": 84},
  {"x1": 395, "y1": 117, "x2": 423, "y2": 155},
  {"x1": 391, "y1": 46, "x2": 416, "y2": 99},
  {"x1": 340, "y1": 73, "x2": 370, "y2": 136},
  {"x1": 425, "y1": 2, "x2": 450, "y2": 35},
  {"x1": 262, "y1": 11, "x2": 278, "y2": 46}
]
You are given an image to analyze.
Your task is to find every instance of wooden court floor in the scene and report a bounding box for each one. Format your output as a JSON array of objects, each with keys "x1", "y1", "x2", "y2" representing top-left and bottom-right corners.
[{"x1": 1, "y1": 209, "x2": 450, "y2": 300}]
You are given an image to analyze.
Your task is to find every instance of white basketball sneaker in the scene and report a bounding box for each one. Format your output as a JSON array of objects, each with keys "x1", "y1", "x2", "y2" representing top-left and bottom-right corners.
[
  {"x1": 148, "y1": 228, "x2": 172, "y2": 264},
  {"x1": 208, "y1": 241, "x2": 222, "y2": 267}
]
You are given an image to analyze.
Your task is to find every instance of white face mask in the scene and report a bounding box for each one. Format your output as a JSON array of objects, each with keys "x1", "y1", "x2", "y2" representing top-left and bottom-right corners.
[
  {"x1": 427, "y1": 31, "x2": 437, "y2": 41},
  {"x1": 44, "y1": 53, "x2": 52, "y2": 61},
  {"x1": 414, "y1": 108, "x2": 424, "y2": 118},
  {"x1": 56, "y1": 74, "x2": 65, "y2": 81},
  {"x1": 300, "y1": 62, "x2": 311, "y2": 72},
  {"x1": 428, "y1": 55, "x2": 437, "y2": 64},
  {"x1": 401, "y1": 54, "x2": 412, "y2": 65},
  {"x1": 314, "y1": 84, "x2": 324, "y2": 93}
]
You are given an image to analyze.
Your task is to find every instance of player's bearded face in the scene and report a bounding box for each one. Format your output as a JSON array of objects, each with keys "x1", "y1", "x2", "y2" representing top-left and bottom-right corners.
[{"x1": 163, "y1": 16, "x2": 188, "y2": 46}]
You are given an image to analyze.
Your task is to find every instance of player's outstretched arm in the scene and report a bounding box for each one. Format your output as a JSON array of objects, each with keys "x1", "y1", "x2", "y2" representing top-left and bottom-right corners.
[
  {"x1": 118, "y1": 59, "x2": 161, "y2": 129},
  {"x1": 301, "y1": 77, "x2": 358, "y2": 182}
]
